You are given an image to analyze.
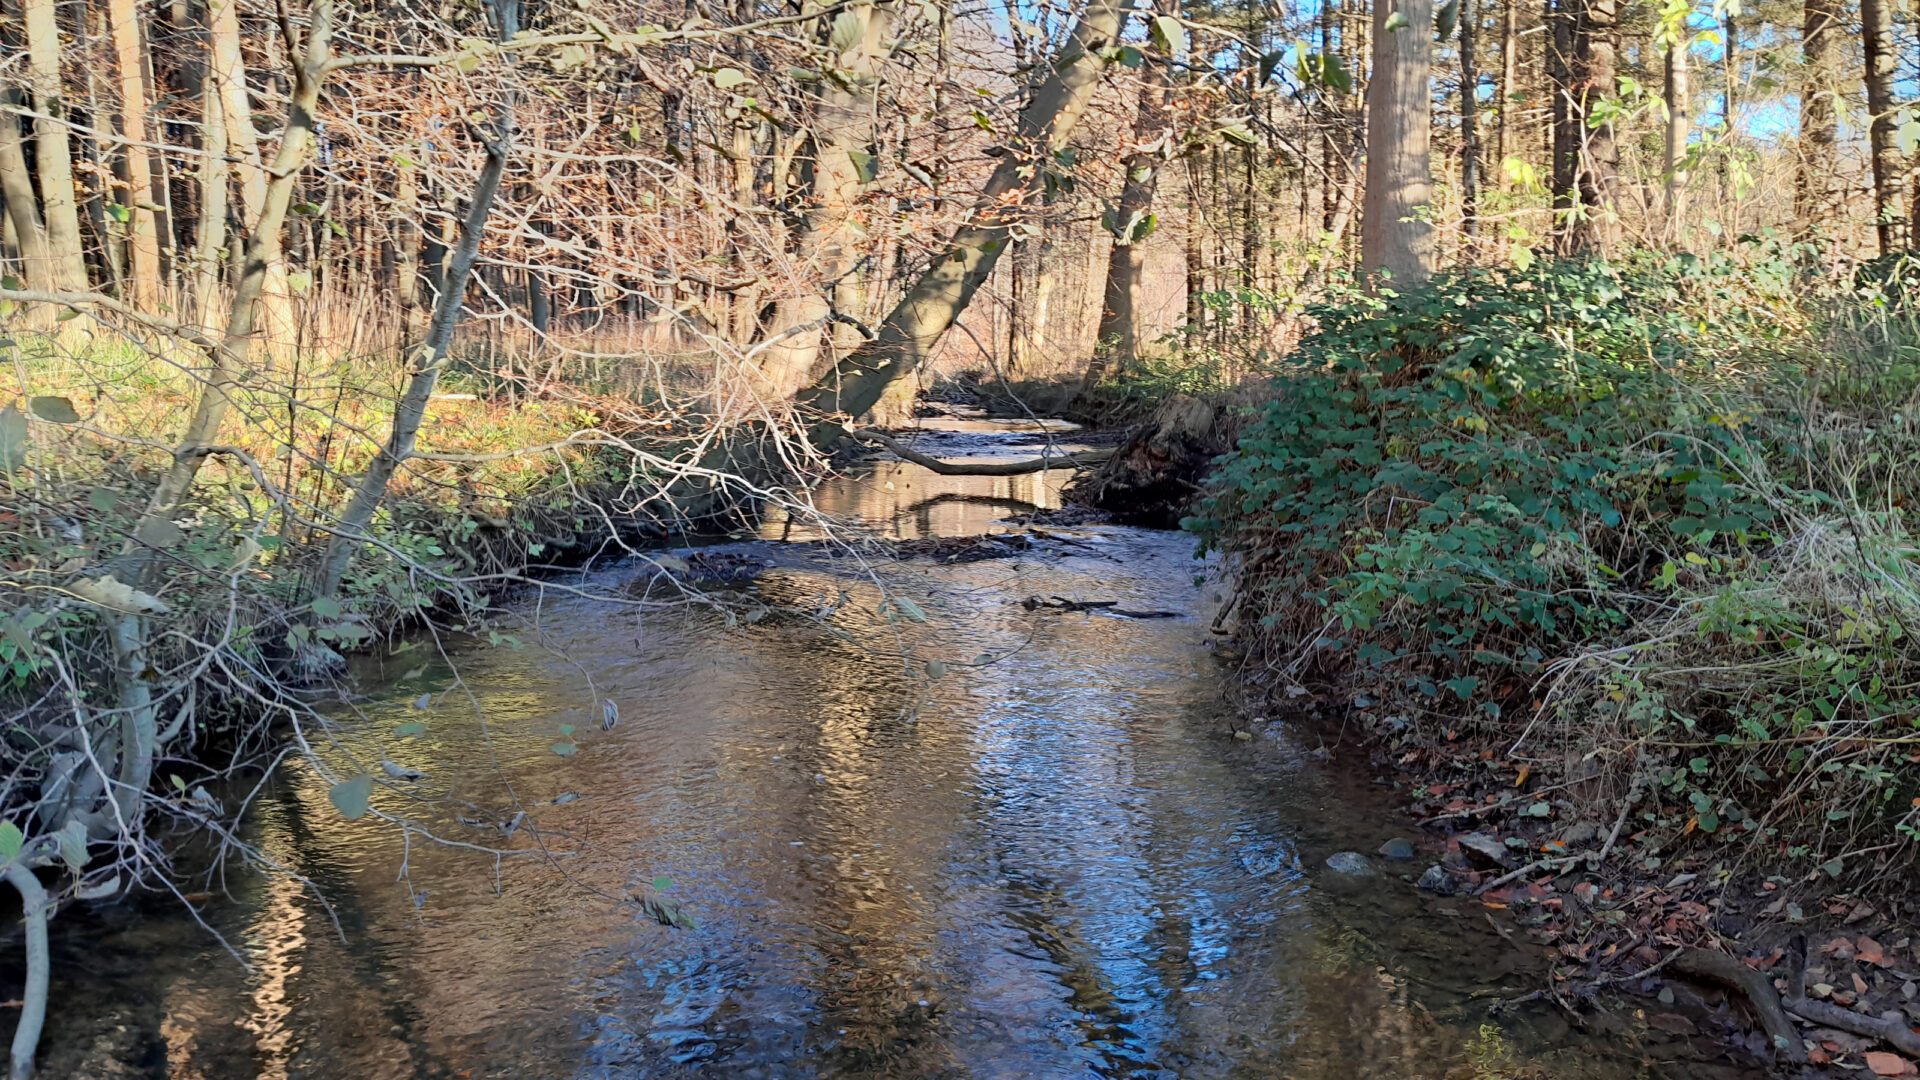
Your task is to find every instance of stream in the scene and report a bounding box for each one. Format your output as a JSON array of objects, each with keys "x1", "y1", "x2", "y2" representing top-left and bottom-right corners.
[{"x1": 22, "y1": 415, "x2": 1716, "y2": 1079}]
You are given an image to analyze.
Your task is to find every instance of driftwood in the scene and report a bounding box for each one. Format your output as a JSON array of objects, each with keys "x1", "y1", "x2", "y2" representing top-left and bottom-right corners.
[
  {"x1": 1670, "y1": 948, "x2": 1808, "y2": 1063},
  {"x1": 846, "y1": 428, "x2": 1113, "y2": 476}
]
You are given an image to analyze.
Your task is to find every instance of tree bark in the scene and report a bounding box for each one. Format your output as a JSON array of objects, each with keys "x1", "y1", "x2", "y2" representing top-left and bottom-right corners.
[
  {"x1": 1092, "y1": 0, "x2": 1175, "y2": 384},
  {"x1": 0, "y1": 87, "x2": 55, "y2": 293},
  {"x1": 208, "y1": 0, "x2": 293, "y2": 351},
  {"x1": 191, "y1": 72, "x2": 229, "y2": 326},
  {"x1": 793, "y1": 0, "x2": 1132, "y2": 439},
  {"x1": 1794, "y1": 0, "x2": 1839, "y2": 235},
  {"x1": 757, "y1": 1, "x2": 899, "y2": 399},
  {"x1": 23, "y1": 0, "x2": 89, "y2": 290},
  {"x1": 1662, "y1": 31, "x2": 1689, "y2": 239},
  {"x1": 1860, "y1": 0, "x2": 1901, "y2": 255},
  {"x1": 1460, "y1": 0, "x2": 1480, "y2": 238},
  {"x1": 1360, "y1": 0, "x2": 1436, "y2": 284},
  {"x1": 108, "y1": 0, "x2": 161, "y2": 308},
  {"x1": 1571, "y1": 0, "x2": 1618, "y2": 253}
]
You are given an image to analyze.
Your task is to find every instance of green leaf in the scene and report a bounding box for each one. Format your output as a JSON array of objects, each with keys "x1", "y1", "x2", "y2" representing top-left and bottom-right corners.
[
  {"x1": 1149, "y1": 14, "x2": 1188, "y2": 56},
  {"x1": 56, "y1": 820, "x2": 88, "y2": 871},
  {"x1": 652, "y1": 875, "x2": 673, "y2": 892},
  {"x1": 1697, "y1": 813, "x2": 1720, "y2": 833},
  {"x1": 1898, "y1": 119, "x2": 1920, "y2": 156},
  {"x1": 311, "y1": 595, "x2": 343, "y2": 619},
  {"x1": 891, "y1": 596, "x2": 929, "y2": 623},
  {"x1": 558, "y1": 723, "x2": 575, "y2": 737},
  {"x1": 0, "y1": 822, "x2": 22, "y2": 862},
  {"x1": 1384, "y1": 10, "x2": 1410, "y2": 31},
  {"x1": 0, "y1": 403, "x2": 28, "y2": 473},
  {"x1": 712, "y1": 66, "x2": 749, "y2": 90},
  {"x1": 847, "y1": 149, "x2": 879, "y2": 184},
  {"x1": 285, "y1": 271, "x2": 313, "y2": 295},
  {"x1": 105, "y1": 202, "x2": 131, "y2": 223},
  {"x1": 1435, "y1": 0, "x2": 1459, "y2": 39},
  {"x1": 551, "y1": 741, "x2": 578, "y2": 757},
  {"x1": 136, "y1": 518, "x2": 184, "y2": 549},
  {"x1": 88, "y1": 486, "x2": 117, "y2": 513},
  {"x1": 1821, "y1": 856, "x2": 1844, "y2": 877},
  {"x1": 392, "y1": 721, "x2": 426, "y2": 738},
  {"x1": 926, "y1": 659, "x2": 947, "y2": 680},
  {"x1": 829, "y1": 9, "x2": 864, "y2": 54},
  {"x1": 328, "y1": 775, "x2": 373, "y2": 820},
  {"x1": 29, "y1": 396, "x2": 80, "y2": 423}
]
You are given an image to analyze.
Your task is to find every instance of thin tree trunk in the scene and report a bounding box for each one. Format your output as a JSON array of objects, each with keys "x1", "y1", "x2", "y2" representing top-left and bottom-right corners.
[
  {"x1": 0, "y1": 87, "x2": 55, "y2": 292},
  {"x1": 316, "y1": 131, "x2": 508, "y2": 598},
  {"x1": 1092, "y1": 0, "x2": 1174, "y2": 383},
  {"x1": 1548, "y1": 0, "x2": 1575, "y2": 249},
  {"x1": 1860, "y1": 0, "x2": 1901, "y2": 254},
  {"x1": 23, "y1": 0, "x2": 90, "y2": 290},
  {"x1": 1662, "y1": 34, "x2": 1689, "y2": 240},
  {"x1": 108, "y1": 0, "x2": 161, "y2": 308},
  {"x1": 1794, "y1": 0, "x2": 1839, "y2": 235},
  {"x1": 1496, "y1": 0, "x2": 1515, "y2": 168},
  {"x1": 137, "y1": 0, "x2": 336, "y2": 526},
  {"x1": 208, "y1": 0, "x2": 292, "y2": 352},
  {"x1": 191, "y1": 69, "x2": 229, "y2": 325},
  {"x1": 794, "y1": 0, "x2": 1132, "y2": 435},
  {"x1": 1460, "y1": 0, "x2": 1480, "y2": 238},
  {"x1": 1360, "y1": 0, "x2": 1436, "y2": 283},
  {"x1": 1572, "y1": 0, "x2": 1619, "y2": 253}
]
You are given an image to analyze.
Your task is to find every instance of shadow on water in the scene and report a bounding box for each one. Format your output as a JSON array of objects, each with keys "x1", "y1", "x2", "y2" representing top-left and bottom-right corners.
[{"x1": 14, "y1": 420, "x2": 1726, "y2": 1079}]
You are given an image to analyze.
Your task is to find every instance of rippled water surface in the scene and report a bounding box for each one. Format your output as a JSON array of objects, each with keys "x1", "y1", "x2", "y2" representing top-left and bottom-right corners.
[{"x1": 25, "y1": 421, "x2": 1692, "y2": 1079}]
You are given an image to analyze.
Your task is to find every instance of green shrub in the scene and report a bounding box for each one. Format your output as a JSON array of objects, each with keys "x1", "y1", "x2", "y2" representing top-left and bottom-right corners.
[{"x1": 1191, "y1": 246, "x2": 1920, "y2": 867}]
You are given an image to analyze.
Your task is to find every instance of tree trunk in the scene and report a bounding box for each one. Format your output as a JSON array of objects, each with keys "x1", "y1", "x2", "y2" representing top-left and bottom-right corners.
[
  {"x1": 108, "y1": 0, "x2": 161, "y2": 308},
  {"x1": 1571, "y1": 0, "x2": 1619, "y2": 253},
  {"x1": 0, "y1": 87, "x2": 55, "y2": 293},
  {"x1": 316, "y1": 130, "x2": 508, "y2": 598},
  {"x1": 136, "y1": 0, "x2": 336, "y2": 526},
  {"x1": 757, "y1": 1, "x2": 898, "y2": 399},
  {"x1": 1794, "y1": 0, "x2": 1839, "y2": 236},
  {"x1": 1662, "y1": 34, "x2": 1689, "y2": 240},
  {"x1": 1360, "y1": 0, "x2": 1436, "y2": 284},
  {"x1": 23, "y1": 0, "x2": 90, "y2": 290},
  {"x1": 1496, "y1": 0, "x2": 1515, "y2": 168},
  {"x1": 190, "y1": 68, "x2": 229, "y2": 325},
  {"x1": 793, "y1": 0, "x2": 1132, "y2": 438},
  {"x1": 1548, "y1": 0, "x2": 1575, "y2": 249},
  {"x1": 1460, "y1": 0, "x2": 1480, "y2": 238},
  {"x1": 1860, "y1": 0, "x2": 1901, "y2": 255},
  {"x1": 208, "y1": 0, "x2": 292, "y2": 352},
  {"x1": 1092, "y1": 0, "x2": 1174, "y2": 384}
]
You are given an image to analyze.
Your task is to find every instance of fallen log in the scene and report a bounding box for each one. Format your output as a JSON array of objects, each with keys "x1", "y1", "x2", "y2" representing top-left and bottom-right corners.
[
  {"x1": 1670, "y1": 948, "x2": 1807, "y2": 1063},
  {"x1": 846, "y1": 427, "x2": 1113, "y2": 476}
]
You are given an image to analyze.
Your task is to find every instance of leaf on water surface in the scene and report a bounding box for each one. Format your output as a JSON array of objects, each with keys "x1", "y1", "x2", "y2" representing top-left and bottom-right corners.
[
  {"x1": 559, "y1": 723, "x2": 575, "y2": 737},
  {"x1": 926, "y1": 660, "x2": 947, "y2": 680},
  {"x1": 411, "y1": 692, "x2": 433, "y2": 710},
  {"x1": 653, "y1": 875, "x2": 673, "y2": 892},
  {"x1": 329, "y1": 775, "x2": 373, "y2": 820},
  {"x1": 551, "y1": 741, "x2": 577, "y2": 757},
  {"x1": 634, "y1": 889, "x2": 697, "y2": 929},
  {"x1": 392, "y1": 722, "x2": 426, "y2": 738}
]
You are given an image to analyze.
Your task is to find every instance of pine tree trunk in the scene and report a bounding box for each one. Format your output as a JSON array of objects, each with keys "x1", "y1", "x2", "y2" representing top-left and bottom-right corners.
[
  {"x1": 1572, "y1": 0, "x2": 1619, "y2": 253},
  {"x1": 1360, "y1": 0, "x2": 1436, "y2": 284}
]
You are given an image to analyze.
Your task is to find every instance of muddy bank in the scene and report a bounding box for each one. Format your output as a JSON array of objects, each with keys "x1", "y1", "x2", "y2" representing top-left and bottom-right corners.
[{"x1": 1269, "y1": 701, "x2": 1920, "y2": 1078}]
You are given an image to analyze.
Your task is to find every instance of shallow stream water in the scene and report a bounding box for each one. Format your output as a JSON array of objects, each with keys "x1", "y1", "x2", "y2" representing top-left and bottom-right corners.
[{"x1": 19, "y1": 416, "x2": 1719, "y2": 1079}]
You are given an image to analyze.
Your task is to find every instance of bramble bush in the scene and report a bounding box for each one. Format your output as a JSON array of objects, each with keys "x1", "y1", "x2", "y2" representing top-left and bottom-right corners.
[{"x1": 1189, "y1": 244, "x2": 1920, "y2": 873}]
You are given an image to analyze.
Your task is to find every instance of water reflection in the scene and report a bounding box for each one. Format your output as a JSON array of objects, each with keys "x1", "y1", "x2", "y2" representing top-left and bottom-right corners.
[{"x1": 23, "y1": 446, "x2": 1670, "y2": 1080}]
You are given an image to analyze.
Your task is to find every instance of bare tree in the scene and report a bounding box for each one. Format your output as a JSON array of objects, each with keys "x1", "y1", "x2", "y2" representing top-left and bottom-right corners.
[{"x1": 1361, "y1": 0, "x2": 1436, "y2": 283}]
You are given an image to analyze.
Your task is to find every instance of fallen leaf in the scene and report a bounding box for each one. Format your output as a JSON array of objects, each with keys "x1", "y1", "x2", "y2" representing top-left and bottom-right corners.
[
  {"x1": 1823, "y1": 936, "x2": 1858, "y2": 960},
  {"x1": 1808, "y1": 1047, "x2": 1832, "y2": 1065},
  {"x1": 1514, "y1": 763, "x2": 1531, "y2": 787},
  {"x1": 1854, "y1": 972, "x2": 1870, "y2": 994},
  {"x1": 1861, "y1": 935, "x2": 1890, "y2": 967},
  {"x1": 1864, "y1": 1051, "x2": 1918, "y2": 1078}
]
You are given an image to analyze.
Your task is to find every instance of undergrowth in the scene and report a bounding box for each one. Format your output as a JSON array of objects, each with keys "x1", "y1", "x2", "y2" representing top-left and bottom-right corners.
[{"x1": 1189, "y1": 243, "x2": 1920, "y2": 880}]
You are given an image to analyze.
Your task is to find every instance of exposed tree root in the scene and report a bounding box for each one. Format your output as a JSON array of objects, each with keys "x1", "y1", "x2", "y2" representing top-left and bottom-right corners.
[
  {"x1": 1670, "y1": 948, "x2": 1808, "y2": 1063},
  {"x1": 846, "y1": 428, "x2": 1113, "y2": 475}
]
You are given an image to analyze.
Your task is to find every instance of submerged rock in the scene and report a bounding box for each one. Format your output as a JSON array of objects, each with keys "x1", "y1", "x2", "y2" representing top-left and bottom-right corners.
[
  {"x1": 1377, "y1": 837, "x2": 1416, "y2": 861},
  {"x1": 1416, "y1": 864, "x2": 1459, "y2": 895},
  {"x1": 1324, "y1": 851, "x2": 1377, "y2": 876}
]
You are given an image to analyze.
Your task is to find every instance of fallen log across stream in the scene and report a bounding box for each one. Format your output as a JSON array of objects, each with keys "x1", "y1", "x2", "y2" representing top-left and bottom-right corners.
[{"x1": 844, "y1": 427, "x2": 1114, "y2": 476}]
